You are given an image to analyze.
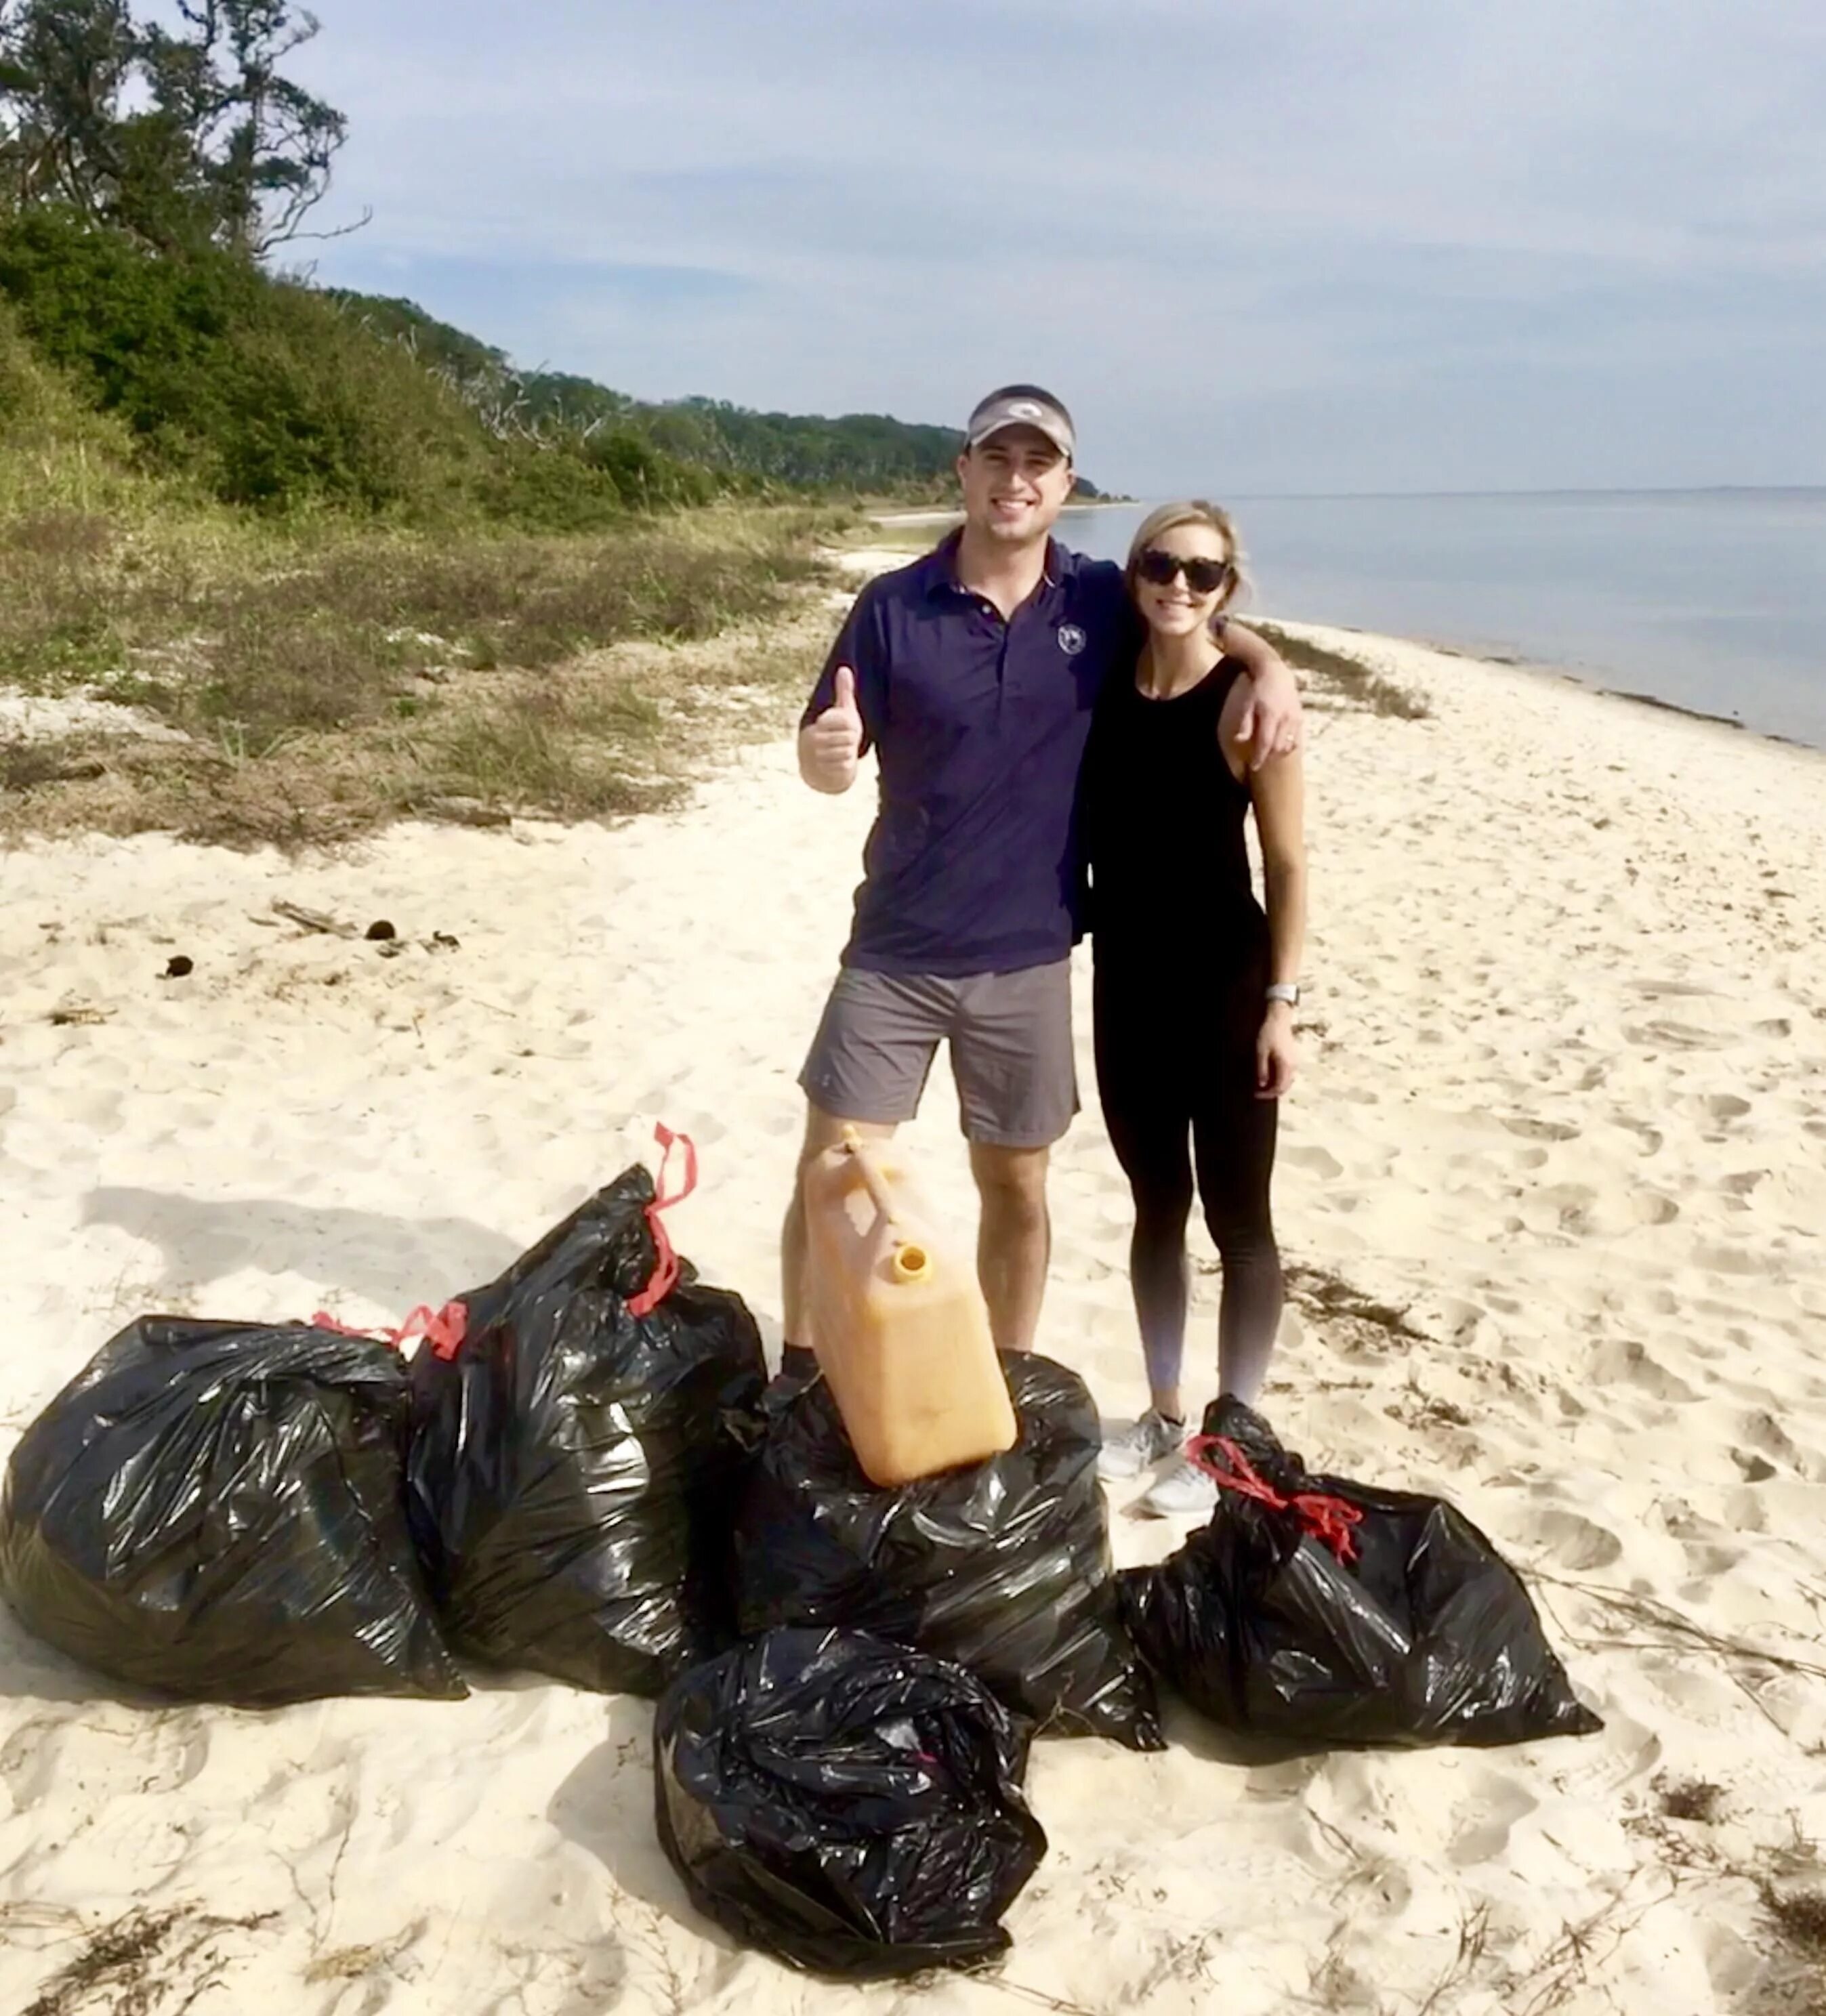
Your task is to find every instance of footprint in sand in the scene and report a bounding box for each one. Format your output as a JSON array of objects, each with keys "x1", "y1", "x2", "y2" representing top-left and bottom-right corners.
[
  {"x1": 1628, "y1": 1020, "x2": 1727, "y2": 1051},
  {"x1": 1, "y1": 1708, "x2": 211, "y2": 1811},
  {"x1": 1691, "y1": 1242, "x2": 1762, "y2": 1276},
  {"x1": 1676, "y1": 1540, "x2": 1743, "y2": 1586},
  {"x1": 1703, "y1": 1093, "x2": 1752, "y2": 1122},
  {"x1": 1283, "y1": 1144, "x2": 1345, "y2": 1179},
  {"x1": 1520, "y1": 1181, "x2": 1599, "y2": 1235},
  {"x1": 1613, "y1": 1116, "x2": 1664, "y2": 1155},
  {"x1": 1630, "y1": 978, "x2": 1718, "y2": 1001},
  {"x1": 1736, "y1": 1409, "x2": 1808, "y2": 1471},
  {"x1": 1499, "y1": 1115, "x2": 1579, "y2": 1142},
  {"x1": 1512, "y1": 1505, "x2": 1624, "y2": 1572},
  {"x1": 1588, "y1": 1337, "x2": 1699, "y2": 1402},
  {"x1": 1444, "y1": 1768, "x2": 1540, "y2": 1866}
]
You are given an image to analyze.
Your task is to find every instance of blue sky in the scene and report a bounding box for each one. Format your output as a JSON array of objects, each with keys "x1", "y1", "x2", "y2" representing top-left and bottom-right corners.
[{"x1": 291, "y1": 1, "x2": 1826, "y2": 495}]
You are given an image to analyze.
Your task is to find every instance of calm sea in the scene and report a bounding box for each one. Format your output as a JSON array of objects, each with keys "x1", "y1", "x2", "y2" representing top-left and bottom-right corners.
[{"x1": 1057, "y1": 490, "x2": 1826, "y2": 751}]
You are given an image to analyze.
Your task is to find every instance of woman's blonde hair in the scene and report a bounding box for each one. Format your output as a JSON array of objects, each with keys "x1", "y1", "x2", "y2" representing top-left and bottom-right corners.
[{"x1": 1124, "y1": 499, "x2": 1247, "y2": 618}]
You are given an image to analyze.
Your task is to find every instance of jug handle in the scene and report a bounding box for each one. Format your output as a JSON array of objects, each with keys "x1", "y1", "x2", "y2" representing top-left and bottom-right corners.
[
  {"x1": 839, "y1": 1127, "x2": 933, "y2": 1283},
  {"x1": 839, "y1": 1124, "x2": 900, "y2": 1227}
]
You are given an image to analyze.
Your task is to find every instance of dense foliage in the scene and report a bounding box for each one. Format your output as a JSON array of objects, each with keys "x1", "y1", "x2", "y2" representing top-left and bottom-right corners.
[{"x1": 0, "y1": 0, "x2": 1100, "y2": 526}]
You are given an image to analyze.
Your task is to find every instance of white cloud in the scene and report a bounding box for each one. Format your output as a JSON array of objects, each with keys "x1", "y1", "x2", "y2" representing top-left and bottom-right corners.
[{"x1": 291, "y1": 0, "x2": 1826, "y2": 490}]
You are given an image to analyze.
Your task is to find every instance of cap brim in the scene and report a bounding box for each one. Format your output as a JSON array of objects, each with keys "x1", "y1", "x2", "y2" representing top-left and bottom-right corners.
[{"x1": 966, "y1": 419, "x2": 1074, "y2": 459}]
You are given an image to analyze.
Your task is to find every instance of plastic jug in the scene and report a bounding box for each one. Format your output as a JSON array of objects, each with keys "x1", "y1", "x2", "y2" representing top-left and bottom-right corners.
[{"x1": 802, "y1": 1128, "x2": 1018, "y2": 1486}]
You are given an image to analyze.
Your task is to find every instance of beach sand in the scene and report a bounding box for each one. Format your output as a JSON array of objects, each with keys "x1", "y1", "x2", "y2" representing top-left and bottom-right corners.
[{"x1": 1, "y1": 604, "x2": 1823, "y2": 2013}]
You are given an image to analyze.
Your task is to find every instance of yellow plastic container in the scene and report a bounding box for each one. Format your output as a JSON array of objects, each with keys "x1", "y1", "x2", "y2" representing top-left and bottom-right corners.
[{"x1": 803, "y1": 1128, "x2": 1018, "y2": 1486}]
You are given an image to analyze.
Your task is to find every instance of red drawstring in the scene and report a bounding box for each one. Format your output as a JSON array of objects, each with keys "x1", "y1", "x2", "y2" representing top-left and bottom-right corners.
[
  {"x1": 1186, "y1": 1433, "x2": 1364, "y2": 1565},
  {"x1": 310, "y1": 1300, "x2": 470, "y2": 1361},
  {"x1": 308, "y1": 1125, "x2": 694, "y2": 1345},
  {"x1": 625, "y1": 1123, "x2": 698, "y2": 1318},
  {"x1": 394, "y1": 1302, "x2": 470, "y2": 1361}
]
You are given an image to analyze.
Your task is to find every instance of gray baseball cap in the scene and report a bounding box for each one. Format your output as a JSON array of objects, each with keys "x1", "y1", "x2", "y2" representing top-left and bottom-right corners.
[{"x1": 964, "y1": 385, "x2": 1075, "y2": 461}]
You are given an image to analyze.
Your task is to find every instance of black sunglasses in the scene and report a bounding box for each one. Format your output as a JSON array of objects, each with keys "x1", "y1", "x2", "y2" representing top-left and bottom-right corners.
[{"x1": 1136, "y1": 547, "x2": 1231, "y2": 595}]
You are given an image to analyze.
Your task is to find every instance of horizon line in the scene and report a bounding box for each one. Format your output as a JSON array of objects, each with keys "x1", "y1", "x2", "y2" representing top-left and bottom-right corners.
[{"x1": 1075, "y1": 483, "x2": 1826, "y2": 505}]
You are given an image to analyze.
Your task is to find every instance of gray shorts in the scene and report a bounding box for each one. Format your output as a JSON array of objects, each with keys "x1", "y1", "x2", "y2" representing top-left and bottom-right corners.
[{"x1": 798, "y1": 961, "x2": 1079, "y2": 1148}]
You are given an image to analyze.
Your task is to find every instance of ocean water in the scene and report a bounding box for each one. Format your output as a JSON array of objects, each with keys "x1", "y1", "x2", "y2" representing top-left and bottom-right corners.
[{"x1": 1057, "y1": 490, "x2": 1826, "y2": 751}]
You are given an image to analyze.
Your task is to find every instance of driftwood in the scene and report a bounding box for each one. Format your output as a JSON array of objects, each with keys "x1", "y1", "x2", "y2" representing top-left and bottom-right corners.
[{"x1": 270, "y1": 900, "x2": 355, "y2": 938}]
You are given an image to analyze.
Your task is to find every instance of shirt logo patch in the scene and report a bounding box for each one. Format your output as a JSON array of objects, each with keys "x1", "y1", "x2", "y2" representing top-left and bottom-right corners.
[{"x1": 1057, "y1": 623, "x2": 1087, "y2": 656}]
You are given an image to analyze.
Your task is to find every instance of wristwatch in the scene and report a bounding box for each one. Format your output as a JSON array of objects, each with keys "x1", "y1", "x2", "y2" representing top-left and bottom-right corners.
[{"x1": 1265, "y1": 982, "x2": 1300, "y2": 1007}]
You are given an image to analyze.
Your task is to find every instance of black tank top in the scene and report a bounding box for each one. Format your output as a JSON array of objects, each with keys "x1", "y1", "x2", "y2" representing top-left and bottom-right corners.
[{"x1": 1081, "y1": 656, "x2": 1267, "y2": 970}]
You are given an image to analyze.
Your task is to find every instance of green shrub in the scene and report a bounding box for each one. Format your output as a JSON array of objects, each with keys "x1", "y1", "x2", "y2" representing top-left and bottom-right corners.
[{"x1": 0, "y1": 210, "x2": 489, "y2": 515}]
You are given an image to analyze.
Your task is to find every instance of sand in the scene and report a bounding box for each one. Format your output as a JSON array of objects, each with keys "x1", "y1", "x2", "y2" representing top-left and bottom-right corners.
[{"x1": 1, "y1": 600, "x2": 1823, "y2": 2014}]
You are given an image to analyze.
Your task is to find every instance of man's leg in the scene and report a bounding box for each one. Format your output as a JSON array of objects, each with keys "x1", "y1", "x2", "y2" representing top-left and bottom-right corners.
[
  {"x1": 785, "y1": 967, "x2": 947, "y2": 1355},
  {"x1": 951, "y1": 960, "x2": 1078, "y2": 1353},
  {"x1": 968, "y1": 1141, "x2": 1052, "y2": 1351}
]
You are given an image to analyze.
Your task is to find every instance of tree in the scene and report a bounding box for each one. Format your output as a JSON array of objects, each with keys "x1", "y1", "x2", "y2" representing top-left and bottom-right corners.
[
  {"x1": 0, "y1": 0, "x2": 146, "y2": 219},
  {"x1": 138, "y1": 1, "x2": 357, "y2": 255},
  {"x1": 0, "y1": 0, "x2": 357, "y2": 254}
]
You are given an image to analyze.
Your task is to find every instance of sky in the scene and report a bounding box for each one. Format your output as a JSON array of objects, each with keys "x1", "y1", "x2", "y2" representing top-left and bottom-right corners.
[{"x1": 287, "y1": 0, "x2": 1826, "y2": 497}]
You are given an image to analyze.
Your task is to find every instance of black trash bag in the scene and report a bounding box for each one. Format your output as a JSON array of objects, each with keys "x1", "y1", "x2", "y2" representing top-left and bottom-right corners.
[
  {"x1": 733, "y1": 1351, "x2": 1163, "y2": 1750},
  {"x1": 655, "y1": 1626, "x2": 1047, "y2": 1978},
  {"x1": 1119, "y1": 1397, "x2": 1603, "y2": 1749},
  {"x1": 406, "y1": 1160, "x2": 766, "y2": 1695},
  {"x1": 0, "y1": 1317, "x2": 463, "y2": 1706}
]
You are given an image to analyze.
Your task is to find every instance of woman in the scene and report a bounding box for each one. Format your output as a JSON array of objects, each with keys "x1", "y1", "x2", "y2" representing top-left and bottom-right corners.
[{"x1": 1083, "y1": 501, "x2": 1307, "y2": 1517}]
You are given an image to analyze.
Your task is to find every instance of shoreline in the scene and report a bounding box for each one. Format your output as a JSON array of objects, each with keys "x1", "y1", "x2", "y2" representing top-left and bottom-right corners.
[
  {"x1": 1270, "y1": 616, "x2": 1826, "y2": 762},
  {"x1": 868, "y1": 497, "x2": 1134, "y2": 528},
  {"x1": 833, "y1": 543, "x2": 1826, "y2": 765}
]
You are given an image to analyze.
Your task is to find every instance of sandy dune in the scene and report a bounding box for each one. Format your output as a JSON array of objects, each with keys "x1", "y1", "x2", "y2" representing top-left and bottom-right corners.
[{"x1": 1, "y1": 614, "x2": 1823, "y2": 2014}]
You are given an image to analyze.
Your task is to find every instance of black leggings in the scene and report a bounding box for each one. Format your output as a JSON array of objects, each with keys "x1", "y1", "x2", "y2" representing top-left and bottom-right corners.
[{"x1": 1092, "y1": 959, "x2": 1283, "y2": 1408}]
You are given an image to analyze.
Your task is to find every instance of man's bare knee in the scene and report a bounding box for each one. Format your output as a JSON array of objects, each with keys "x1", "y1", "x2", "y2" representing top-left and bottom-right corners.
[{"x1": 969, "y1": 1142, "x2": 1051, "y2": 1213}]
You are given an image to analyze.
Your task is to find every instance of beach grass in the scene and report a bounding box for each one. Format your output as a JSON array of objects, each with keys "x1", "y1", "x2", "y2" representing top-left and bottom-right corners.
[
  {"x1": 1249, "y1": 620, "x2": 1432, "y2": 720},
  {"x1": 0, "y1": 503, "x2": 845, "y2": 847}
]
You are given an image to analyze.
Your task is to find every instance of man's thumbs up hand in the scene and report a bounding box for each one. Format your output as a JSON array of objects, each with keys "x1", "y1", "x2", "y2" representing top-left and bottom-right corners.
[{"x1": 800, "y1": 665, "x2": 865, "y2": 793}]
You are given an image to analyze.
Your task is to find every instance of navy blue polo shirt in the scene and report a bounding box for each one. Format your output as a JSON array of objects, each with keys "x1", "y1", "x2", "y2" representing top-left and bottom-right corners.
[{"x1": 802, "y1": 534, "x2": 1136, "y2": 977}]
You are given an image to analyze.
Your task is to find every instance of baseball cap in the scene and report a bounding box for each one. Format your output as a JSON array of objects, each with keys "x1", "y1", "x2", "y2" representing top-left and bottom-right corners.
[{"x1": 964, "y1": 384, "x2": 1075, "y2": 461}]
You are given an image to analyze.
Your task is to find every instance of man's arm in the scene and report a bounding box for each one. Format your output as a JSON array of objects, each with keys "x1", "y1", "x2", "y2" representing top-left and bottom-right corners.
[
  {"x1": 1219, "y1": 620, "x2": 1303, "y2": 772},
  {"x1": 798, "y1": 587, "x2": 881, "y2": 793}
]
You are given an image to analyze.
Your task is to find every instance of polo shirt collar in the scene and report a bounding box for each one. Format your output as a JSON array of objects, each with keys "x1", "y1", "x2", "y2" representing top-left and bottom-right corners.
[{"x1": 923, "y1": 529, "x2": 1068, "y2": 601}]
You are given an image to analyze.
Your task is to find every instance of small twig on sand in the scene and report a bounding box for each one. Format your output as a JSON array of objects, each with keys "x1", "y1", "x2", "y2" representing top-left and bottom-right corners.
[
  {"x1": 1413, "y1": 1903, "x2": 1491, "y2": 2016},
  {"x1": 970, "y1": 1977, "x2": 1110, "y2": 2016},
  {"x1": 1533, "y1": 1572, "x2": 1826, "y2": 1683},
  {"x1": 272, "y1": 900, "x2": 356, "y2": 937},
  {"x1": 1512, "y1": 1877, "x2": 1672, "y2": 2016}
]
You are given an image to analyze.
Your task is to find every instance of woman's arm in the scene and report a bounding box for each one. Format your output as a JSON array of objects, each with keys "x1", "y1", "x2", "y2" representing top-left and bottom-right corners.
[
  {"x1": 1216, "y1": 621, "x2": 1304, "y2": 768},
  {"x1": 1251, "y1": 751, "x2": 1306, "y2": 986},
  {"x1": 1237, "y1": 740, "x2": 1307, "y2": 1097}
]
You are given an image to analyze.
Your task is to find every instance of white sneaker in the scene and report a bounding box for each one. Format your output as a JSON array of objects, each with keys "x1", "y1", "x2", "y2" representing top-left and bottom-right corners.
[
  {"x1": 1098, "y1": 1408, "x2": 1186, "y2": 1482},
  {"x1": 1138, "y1": 1455, "x2": 1220, "y2": 1521}
]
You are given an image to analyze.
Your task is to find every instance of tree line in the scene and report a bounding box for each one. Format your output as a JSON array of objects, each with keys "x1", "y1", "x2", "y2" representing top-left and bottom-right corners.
[{"x1": 0, "y1": 1, "x2": 1054, "y2": 512}]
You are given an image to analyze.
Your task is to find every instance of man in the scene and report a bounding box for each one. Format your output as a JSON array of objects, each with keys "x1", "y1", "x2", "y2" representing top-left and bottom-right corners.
[{"x1": 781, "y1": 384, "x2": 1301, "y2": 1364}]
